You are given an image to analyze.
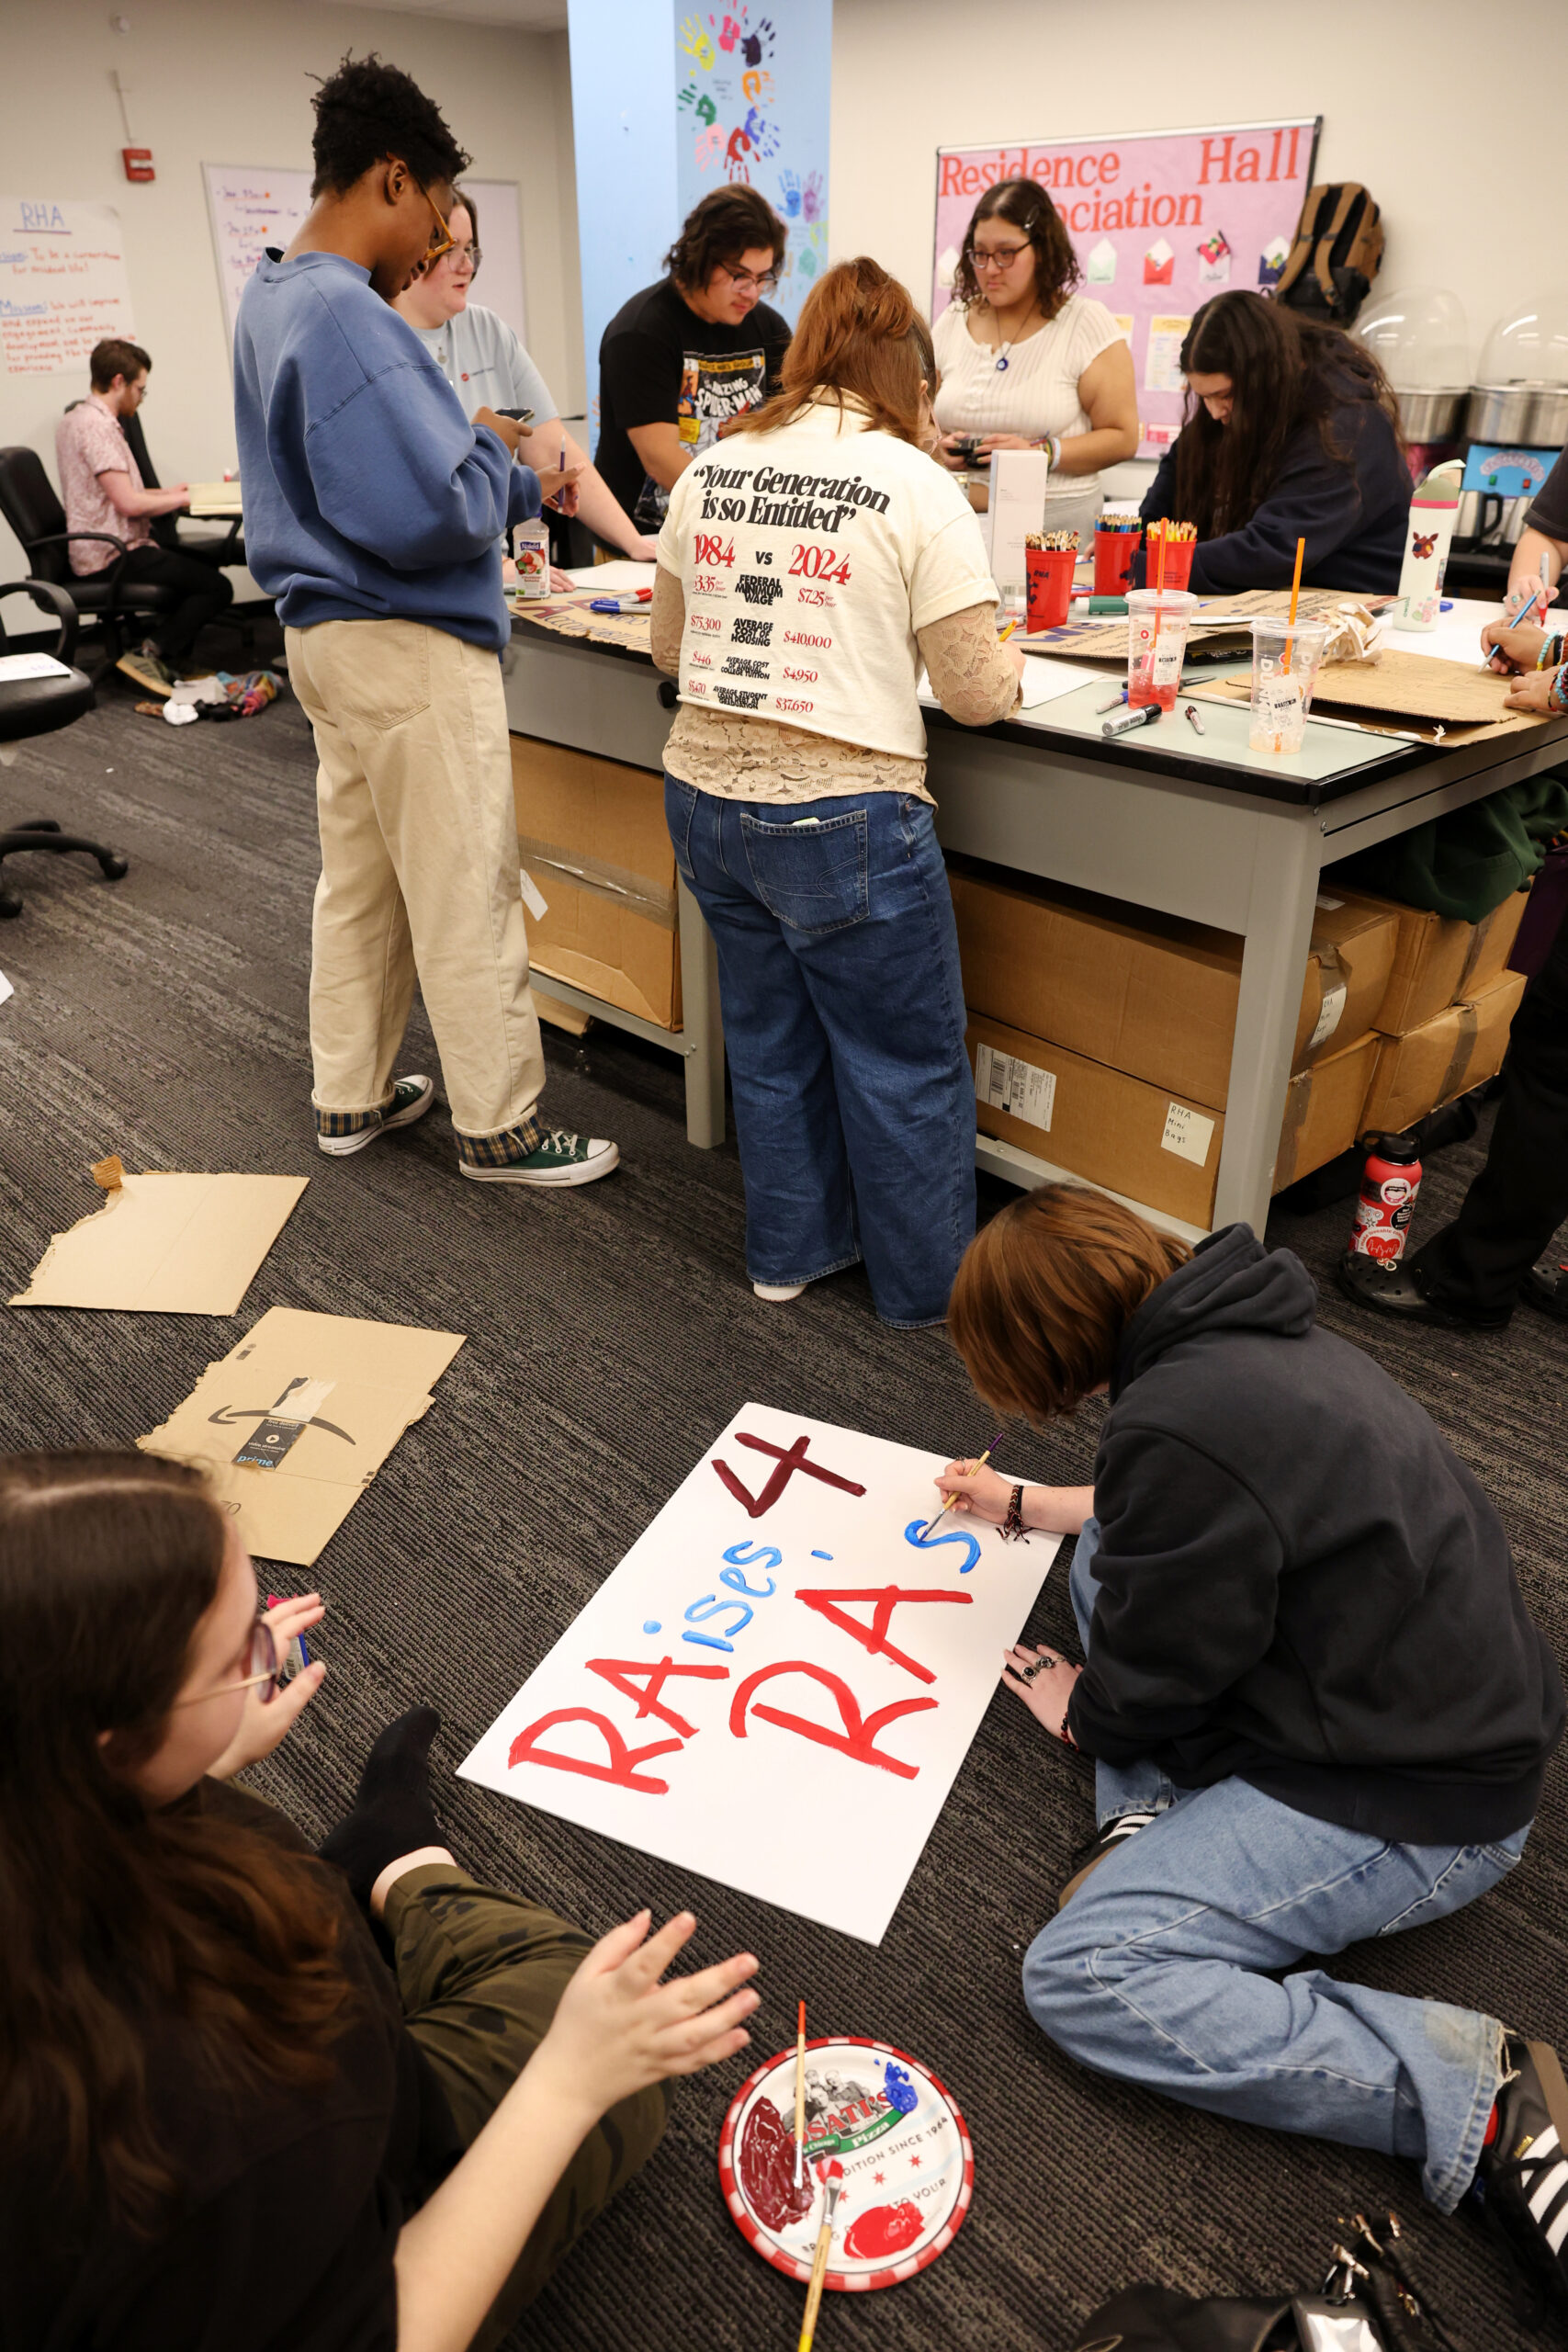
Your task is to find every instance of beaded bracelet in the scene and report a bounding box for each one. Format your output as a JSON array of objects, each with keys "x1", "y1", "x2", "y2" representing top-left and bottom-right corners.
[
  {"x1": 1001, "y1": 1483, "x2": 1027, "y2": 1541},
  {"x1": 1550, "y1": 663, "x2": 1568, "y2": 715},
  {"x1": 1535, "y1": 632, "x2": 1564, "y2": 670}
]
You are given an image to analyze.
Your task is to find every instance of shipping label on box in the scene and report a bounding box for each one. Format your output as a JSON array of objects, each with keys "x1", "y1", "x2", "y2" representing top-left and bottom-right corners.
[{"x1": 975, "y1": 1040, "x2": 1055, "y2": 1131}]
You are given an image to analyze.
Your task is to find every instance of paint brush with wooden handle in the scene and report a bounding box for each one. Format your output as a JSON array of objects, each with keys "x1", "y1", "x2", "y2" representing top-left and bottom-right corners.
[
  {"x1": 797, "y1": 2160, "x2": 843, "y2": 2352},
  {"x1": 921, "y1": 1431, "x2": 1003, "y2": 1539}
]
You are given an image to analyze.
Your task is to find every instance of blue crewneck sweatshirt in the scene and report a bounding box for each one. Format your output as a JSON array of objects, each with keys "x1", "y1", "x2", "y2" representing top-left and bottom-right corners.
[{"x1": 233, "y1": 248, "x2": 540, "y2": 651}]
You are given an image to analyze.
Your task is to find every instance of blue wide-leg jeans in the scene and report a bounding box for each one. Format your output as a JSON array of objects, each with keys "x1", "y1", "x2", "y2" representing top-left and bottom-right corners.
[
  {"x1": 665, "y1": 779, "x2": 976, "y2": 1329},
  {"x1": 1021, "y1": 1519, "x2": 1529, "y2": 2210}
]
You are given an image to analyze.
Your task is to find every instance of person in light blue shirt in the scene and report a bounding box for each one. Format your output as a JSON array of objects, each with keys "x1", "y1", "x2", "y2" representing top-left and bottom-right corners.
[{"x1": 232, "y1": 53, "x2": 617, "y2": 1189}]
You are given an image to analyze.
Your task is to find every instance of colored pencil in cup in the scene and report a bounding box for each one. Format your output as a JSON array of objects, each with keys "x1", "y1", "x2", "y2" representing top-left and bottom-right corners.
[
  {"x1": 921, "y1": 1430, "x2": 1003, "y2": 1538},
  {"x1": 798, "y1": 2160, "x2": 844, "y2": 2352},
  {"x1": 998, "y1": 616, "x2": 1019, "y2": 642},
  {"x1": 794, "y1": 1999, "x2": 807, "y2": 2186}
]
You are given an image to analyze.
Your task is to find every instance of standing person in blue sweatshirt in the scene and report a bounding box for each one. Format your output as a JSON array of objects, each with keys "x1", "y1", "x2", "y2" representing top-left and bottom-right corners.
[
  {"x1": 1134, "y1": 290, "x2": 1410, "y2": 595},
  {"x1": 233, "y1": 54, "x2": 618, "y2": 1188}
]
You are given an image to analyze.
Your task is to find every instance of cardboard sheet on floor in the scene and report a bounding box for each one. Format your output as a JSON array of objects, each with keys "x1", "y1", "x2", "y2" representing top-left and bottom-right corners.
[
  {"x1": 9, "y1": 1162, "x2": 308, "y2": 1314},
  {"x1": 139, "y1": 1306, "x2": 465, "y2": 1566},
  {"x1": 459, "y1": 1402, "x2": 1060, "y2": 1946}
]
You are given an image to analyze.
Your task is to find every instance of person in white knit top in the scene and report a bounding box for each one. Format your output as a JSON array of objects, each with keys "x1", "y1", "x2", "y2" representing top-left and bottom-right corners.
[{"x1": 933, "y1": 177, "x2": 1138, "y2": 546}]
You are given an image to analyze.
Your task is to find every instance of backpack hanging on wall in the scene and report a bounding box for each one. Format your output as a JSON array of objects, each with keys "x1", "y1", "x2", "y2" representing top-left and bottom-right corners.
[{"x1": 1274, "y1": 184, "x2": 1385, "y2": 327}]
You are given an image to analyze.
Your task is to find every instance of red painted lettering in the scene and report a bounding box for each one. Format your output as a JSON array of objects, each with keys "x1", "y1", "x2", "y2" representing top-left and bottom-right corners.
[
  {"x1": 711, "y1": 1430, "x2": 867, "y2": 1519},
  {"x1": 1101, "y1": 150, "x2": 1120, "y2": 184},
  {"x1": 795, "y1": 1585, "x2": 973, "y2": 1686},
  {"x1": 586, "y1": 1655, "x2": 729, "y2": 1737},
  {"x1": 1285, "y1": 125, "x2": 1303, "y2": 180},
  {"x1": 730, "y1": 1661, "x2": 936, "y2": 1779},
  {"x1": 508, "y1": 1708, "x2": 682, "y2": 1793},
  {"x1": 1198, "y1": 134, "x2": 1233, "y2": 185},
  {"x1": 1235, "y1": 145, "x2": 1260, "y2": 183}
]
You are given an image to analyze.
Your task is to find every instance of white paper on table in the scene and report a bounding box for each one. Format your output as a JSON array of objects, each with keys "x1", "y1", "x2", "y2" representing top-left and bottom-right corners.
[
  {"x1": 0, "y1": 968, "x2": 13, "y2": 1007},
  {"x1": 0, "y1": 652, "x2": 73, "y2": 682},
  {"x1": 459, "y1": 1402, "x2": 1060, "y2": 1945},
  {"x1": 1016, "y1": 658, "x2": 1103, "y2": 709},
  {"x1": 563, "y1": 560, "x2": 658, "y2": 594}
]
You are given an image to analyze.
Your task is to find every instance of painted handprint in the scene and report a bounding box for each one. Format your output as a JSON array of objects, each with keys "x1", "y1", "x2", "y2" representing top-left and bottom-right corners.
[
  {"x1": 694, "y1": 123, "x2": 724, "y2": 175},
  {"x1": 713, "y1": 11, "x2": 743, "y2": 51},
  {"x1": 743, "y1": 106, "x2": 780, "y2": 159},
  {"x1": 741, "y1": 17, "x2": 774, "y2": 65},
  {"x1": 741, "y1": 67, "x2": 773, "y2": 104},
  {"x1": 679, "y1": 83, "x2": 718, "y2": 125},
  {"x1": 801, "y1": 171, "x2": 824, "y2": 224},
  {"x1": 777, "y1": 168, "x2": 803, "y2": 219},
  {"x1": 724, "y1": 125, "x2": 754, "y2": 183},
  {"x1": 679, "y1": 13, "x2": 716, "y2": 70}
]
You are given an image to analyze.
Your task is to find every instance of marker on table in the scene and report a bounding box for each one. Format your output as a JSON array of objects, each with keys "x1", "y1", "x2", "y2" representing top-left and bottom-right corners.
[
  {"x1": 590, "y1": 588, "x2": 653, "y2": 612},
  {"x1": 1185, "y1": 702, "x2": 1205, "y2": 735},
  {"x1": 998, "y1": 616, "x2": 1019, "y2": 643},
  {"x1": 1103, "y1": 702, "x2": 1163, "y2": 739},
  {"x1": 1096, "y1": 688, "x2": 1128, "y2": 714}
]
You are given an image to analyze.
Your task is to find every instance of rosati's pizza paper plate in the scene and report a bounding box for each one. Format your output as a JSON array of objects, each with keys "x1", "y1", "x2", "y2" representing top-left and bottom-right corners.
[{"x1": 718, "y1": 2037, "x2": 973, "y2": 2291}]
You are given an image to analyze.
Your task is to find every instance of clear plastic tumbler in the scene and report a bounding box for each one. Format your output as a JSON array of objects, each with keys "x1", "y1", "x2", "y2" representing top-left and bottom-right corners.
[
  {"x1": 1125, "y1": 588, "x2": 1199, "y2": 709},
  {"x1": 1248, "y1": 616, "x2": 1331, "y2": 754}
]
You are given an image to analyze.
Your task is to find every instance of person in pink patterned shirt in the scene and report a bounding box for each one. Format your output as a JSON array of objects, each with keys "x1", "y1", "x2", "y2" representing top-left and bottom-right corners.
[{"x1": 54, "y1": 338, "x2": 232, "y2": 692}]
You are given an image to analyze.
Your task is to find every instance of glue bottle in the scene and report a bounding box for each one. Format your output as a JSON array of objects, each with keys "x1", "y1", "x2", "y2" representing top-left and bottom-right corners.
[
  {"x1": 1393, "y1": 458, "x2": 1463, "y2": 633},
  {"x1": 1348, "y1": 1133, "x2": 1423, "y2": 1264}
]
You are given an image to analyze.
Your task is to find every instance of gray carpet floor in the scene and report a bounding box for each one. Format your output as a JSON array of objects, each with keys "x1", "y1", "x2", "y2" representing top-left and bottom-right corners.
[{"x1": 3, "y1": 639, "x2": 1565, "y2": 2350}]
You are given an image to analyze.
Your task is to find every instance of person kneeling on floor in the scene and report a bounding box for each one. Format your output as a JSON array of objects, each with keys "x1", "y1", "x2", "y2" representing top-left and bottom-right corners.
[
  {"x1": 934, "y1": 1185, "x2": 1568, "y2": 2312},
  {"x1": 0, "y1": 1450, "x2": 760, "y2": 2352}
]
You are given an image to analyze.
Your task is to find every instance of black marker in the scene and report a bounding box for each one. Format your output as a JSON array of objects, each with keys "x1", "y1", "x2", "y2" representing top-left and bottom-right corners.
[
  {"x1": 1103, "y1": 702, "x2": 1163, "y2": 740},
  {"x1": 1185, "y1": 702, "x2": 1205, "y2": 735}
]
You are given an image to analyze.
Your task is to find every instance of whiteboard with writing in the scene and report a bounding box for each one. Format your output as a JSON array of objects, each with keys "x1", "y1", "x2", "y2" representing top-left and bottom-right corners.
[
  {"x1": 202, "y1": 164, "x2": 528, "y2": 358},
  {"x1": 460, "y1": 1404, "x2": 1059, "y2": 1945},
  {"x1": 0, "y1": 198, "x2": 135, "y2": 377}
]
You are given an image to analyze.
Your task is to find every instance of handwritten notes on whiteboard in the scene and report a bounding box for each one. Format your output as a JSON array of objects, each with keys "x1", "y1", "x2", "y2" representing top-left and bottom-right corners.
[
  {"x1": 459, "y1": 1404, "x2": 1059, "y2": 1944},
  {"x1": 202, "y1": 165, "x2": 311, "y2": 346},
  {"x1": 0, "y1": 199, "x2": 134, "y2": 375}
]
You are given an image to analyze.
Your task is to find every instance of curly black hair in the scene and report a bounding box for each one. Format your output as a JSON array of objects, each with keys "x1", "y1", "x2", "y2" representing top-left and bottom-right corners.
[{"x1": 308, "y1": 52, "x2": 471, "y2": 199}]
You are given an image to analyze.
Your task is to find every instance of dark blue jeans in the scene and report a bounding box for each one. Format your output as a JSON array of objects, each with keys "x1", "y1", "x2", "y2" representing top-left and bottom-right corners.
[{"x1": 665, "y1": 779, "x2": 976, "y2": 1328}]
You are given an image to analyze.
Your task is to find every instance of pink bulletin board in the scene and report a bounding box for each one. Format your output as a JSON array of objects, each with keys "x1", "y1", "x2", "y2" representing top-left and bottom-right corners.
[{"x1": 932, "y1": 119, "x2": 1320, "y2": 457}]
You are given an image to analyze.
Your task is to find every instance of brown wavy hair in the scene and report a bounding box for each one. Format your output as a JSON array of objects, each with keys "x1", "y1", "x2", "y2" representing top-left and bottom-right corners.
[
  {"x1": 729, "y1": 257, "x2": 935, "y2": 449},
  {"x1": 950, "y1": 177, "x2": 1081, "y2": 321},
  {"x1": 0, "y1": 1452, "x2": 355, "y2": 2225},
  {"x1": 665, "y1": 185, "x2": 786, "y2": 291},
  {"x1": 948, "y1": 1184, "x2": 1190, "y2": 1422},
  {"x1": 1171, "y1": 290, "x2": 1404, "y2": 542}
]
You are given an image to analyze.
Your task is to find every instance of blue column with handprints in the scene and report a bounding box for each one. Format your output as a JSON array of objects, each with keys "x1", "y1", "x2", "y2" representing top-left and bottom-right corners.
[{"x1": 672, "y1": 0, "x2": 832, "y2": 327}]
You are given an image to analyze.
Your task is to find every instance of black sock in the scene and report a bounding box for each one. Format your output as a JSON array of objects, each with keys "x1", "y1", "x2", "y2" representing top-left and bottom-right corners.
[{"x1": 318, "y1": 1705, "x2": 446, "y2": 1909}]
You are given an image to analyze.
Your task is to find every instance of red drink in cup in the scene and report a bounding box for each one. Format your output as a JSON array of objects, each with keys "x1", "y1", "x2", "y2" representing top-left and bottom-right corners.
[
  {"x1": 1025, "y1": 544, "x2": 1076, "y2": 631},
  {"x1": 1126, "y1": 588, "x2": 1198, "y2": 710},
  {"x1": 1093, "y1": 522, "x2": 1142, "y2": 595}
]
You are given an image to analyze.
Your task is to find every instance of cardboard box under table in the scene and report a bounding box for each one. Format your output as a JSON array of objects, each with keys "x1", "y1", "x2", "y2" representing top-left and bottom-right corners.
[
  {"x1": 511, "y1": 732, "x2": 681, "y2": 1028},
  {"x1": 1339, "y1": 886, "x2": 1530, "y2": 1036},
  {"x1": 1361, "y1": 970, "x2": 1528, "y2": 1137},
  {"x1": 950, "y1": 861, "x2": 1398, "y2": 1111}
]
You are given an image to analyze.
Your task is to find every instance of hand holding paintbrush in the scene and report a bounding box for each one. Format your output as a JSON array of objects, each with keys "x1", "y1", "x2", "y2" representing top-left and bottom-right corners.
[{"x1": 797, "y1": 2160, "x2": 844, "y2": 2352}]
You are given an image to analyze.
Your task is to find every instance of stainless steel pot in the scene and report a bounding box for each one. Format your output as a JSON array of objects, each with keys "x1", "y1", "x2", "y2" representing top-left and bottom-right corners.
[
  {"x1": 1455, "y1": 488, "x2": 1537, "y2": 548},
  {"x1": 1395, "y1": 387, "x2": 1467, "y2": 441},
  {"x1": 1465, "y1": 382, "x2": 1568, "y2": 446}
]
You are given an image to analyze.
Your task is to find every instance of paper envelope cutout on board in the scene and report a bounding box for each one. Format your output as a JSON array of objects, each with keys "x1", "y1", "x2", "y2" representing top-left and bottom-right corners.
[
  {"x1": 10, "y1": 1167, "x2": 308, "y2": 1315},
  {"x1": 139, "y1": 1306, "x2": 465, "y2": 1565},
  {"x1": 1143, "y1": 238, "x2": 1174, "y2": 286},
  {"x1": 1258, "y1": 235, "x2": 1289, "y2": 288},
  {"x1": 1086, "y1": 238, "x2": 1117, "y2": 285}
]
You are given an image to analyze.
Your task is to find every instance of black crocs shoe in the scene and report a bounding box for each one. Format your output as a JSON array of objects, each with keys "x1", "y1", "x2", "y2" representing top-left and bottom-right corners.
[
  {"x1": 1336, "y1": 1251, "x2": 1511, "y2": 1331},
  {"x1": 1472, "y1": 2036, "x2": 1568, "y2": 2314},
  {"x1": 1521, "y1": 1262, "x2": 1568, "y2": 1323},
  {"x1": 1058, "y1": 1811, "x2": 1157, "y2": 1909}
]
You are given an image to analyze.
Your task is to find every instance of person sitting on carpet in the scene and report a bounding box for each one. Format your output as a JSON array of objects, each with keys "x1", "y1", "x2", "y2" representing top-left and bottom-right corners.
[
  {"x1": 0, "y1": 1448, "x2": 759, "y2": 2352},
  {"x1": 932, "y1": 1185, "x2": 1568, "y2": 2312}
]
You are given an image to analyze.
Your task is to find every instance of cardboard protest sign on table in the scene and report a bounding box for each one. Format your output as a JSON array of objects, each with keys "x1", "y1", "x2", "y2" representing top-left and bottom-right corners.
[{"x1": 460, "y1": 1403, "x2": 1060, "y2": 1945}]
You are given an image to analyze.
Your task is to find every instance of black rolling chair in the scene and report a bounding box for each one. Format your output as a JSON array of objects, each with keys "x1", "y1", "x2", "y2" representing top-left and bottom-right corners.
[
  {"x1": 0, "y1": 445, "x2": 180, "y2": 673},
  {"x1": 121, "y1": 406, "x2": 248, "y2": 574},
  {"x1": 0, "y1": 579, "x2": 129, "y2": 919}
]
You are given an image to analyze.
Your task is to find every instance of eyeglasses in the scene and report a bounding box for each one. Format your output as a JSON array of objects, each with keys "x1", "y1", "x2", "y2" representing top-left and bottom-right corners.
[
  {"x1": 445, "y1": 242, "x2": 481, "y2": 274},
  {"x1": 170, "y1": 1621, "x2": 281, "y2": 1711},
  {"x1": 414, "y1": 177, "x2": 456, "y2": 267},
  {"x1": 717, "y1": 262, "x2": 779, "y2": 296},
  {"x1": 969, "y1": 242, "x2": 1032, "y2": 272}
]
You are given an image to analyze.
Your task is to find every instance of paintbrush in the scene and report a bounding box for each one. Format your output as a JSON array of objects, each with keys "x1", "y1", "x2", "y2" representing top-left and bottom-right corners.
[
  {"x1": 794, "y1": 1999, "x2": 807, "y2": 2186},
  {"x1": 920, "y1": 1430, "x2": 1003, "y2": 1539},
  {"x1": 798, "y1": 2160, "x2": 843, "y2": 2352}
]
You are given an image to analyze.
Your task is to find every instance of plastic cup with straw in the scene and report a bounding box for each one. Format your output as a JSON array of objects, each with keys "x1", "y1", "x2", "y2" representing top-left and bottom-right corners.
[{"x1": 1276, "y1": 536, "x2": 1306, "y2": 752}]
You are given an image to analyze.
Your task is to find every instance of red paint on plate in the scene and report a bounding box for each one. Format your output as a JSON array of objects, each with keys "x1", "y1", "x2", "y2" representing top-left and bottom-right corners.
[{"x1": 843, "y1": 2200, "x2": 924, "y2": 2260}]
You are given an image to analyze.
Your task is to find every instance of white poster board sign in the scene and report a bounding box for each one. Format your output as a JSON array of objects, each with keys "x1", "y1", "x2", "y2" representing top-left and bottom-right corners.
[
  {"x1": 202, "y1": 165, "x2": 527, "y2": 357},
  {"x1": 0, "y1": 198, "x2": 134, "y2": 376},
  {"x1": 460, "y1": 1404, "x2": 1059, "y2": 1945}
]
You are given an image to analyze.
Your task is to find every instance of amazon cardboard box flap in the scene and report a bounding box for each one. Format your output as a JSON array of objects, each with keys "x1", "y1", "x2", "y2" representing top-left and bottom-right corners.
[
  {"x1": 138, "y1": 1307, "x2": 465, "y2": 1566},
  {"x1": 10, "y1": 1165, "x2": 308, "y2": 1315}
]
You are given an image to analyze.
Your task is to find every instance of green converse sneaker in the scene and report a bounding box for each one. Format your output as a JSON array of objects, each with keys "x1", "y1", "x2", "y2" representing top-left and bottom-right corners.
[
  {"x1": 116, "y1": 641, "x2": 177, "y2": 696},
  {"x1": 316, "y1": 1075, "x2": 435, "y2": 1158},
  {"x1": 458, "y1": 1127, "x2": 619, "y2": 1187}
]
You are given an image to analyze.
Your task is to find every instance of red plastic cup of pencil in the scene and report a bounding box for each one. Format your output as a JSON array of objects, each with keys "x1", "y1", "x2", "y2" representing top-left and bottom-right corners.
[
  {"x1": 1024, "y1": 530, "x2": 1078, "y2": 631},
  {"x1": 1093, "y1": 517, "x2": 1142, "y2": 595},
  {"x1": 1147, "y1": 522, "x2": 1197, "y2": 590}
]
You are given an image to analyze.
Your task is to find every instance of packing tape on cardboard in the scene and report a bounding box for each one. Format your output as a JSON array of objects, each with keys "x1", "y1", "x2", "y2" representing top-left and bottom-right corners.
[
  {"x1": 1454, "y1": 903, "x2": 1499, "y2": 1000},
  {"x1": 1273, "y1": 1066, "x2": 1314, "y2": 1189},
  {"x1": 1305, "y1": 944, "x2": 1348, "y2": 1056},
  {"x1": 516, "y1": 835, "x2": 678, "y2": 932},
  {"x1": 1436, "y1": 1000, "x2": 1481, "y2": 1108}
]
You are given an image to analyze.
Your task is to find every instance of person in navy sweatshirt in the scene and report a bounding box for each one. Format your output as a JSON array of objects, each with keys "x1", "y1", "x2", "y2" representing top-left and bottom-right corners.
[
  {"x1": 233, "y1": 53, "x2": 618, "y2": 1190},
  {"x1": 1134, "y1": 289, "x2": 1411, "y2": 595},
  {"x1": 935, "y1": 1184, "x2": 1568, "y2": 2317}
]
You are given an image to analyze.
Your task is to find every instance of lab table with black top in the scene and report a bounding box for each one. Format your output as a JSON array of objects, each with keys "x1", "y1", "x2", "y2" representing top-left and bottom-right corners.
[{"x1": 502, "y1": 601, "x2": 1567, "y2": 1241}]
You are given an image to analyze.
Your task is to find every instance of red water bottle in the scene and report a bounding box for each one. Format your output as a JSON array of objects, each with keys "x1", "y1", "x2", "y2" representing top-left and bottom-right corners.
[{"x1": 1349, "y1": 1133, "x2": 1423, "y2": 1264}]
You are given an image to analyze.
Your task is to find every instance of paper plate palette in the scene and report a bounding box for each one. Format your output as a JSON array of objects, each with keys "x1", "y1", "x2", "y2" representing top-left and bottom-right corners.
[{"x1": 718, "y1": 2036, "x2": 973, "y2": 2291}]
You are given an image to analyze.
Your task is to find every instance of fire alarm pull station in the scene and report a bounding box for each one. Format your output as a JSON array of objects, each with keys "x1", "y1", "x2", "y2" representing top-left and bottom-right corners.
[{"x1": 122, "y1": 148, "x2": 155, "y2": 181}]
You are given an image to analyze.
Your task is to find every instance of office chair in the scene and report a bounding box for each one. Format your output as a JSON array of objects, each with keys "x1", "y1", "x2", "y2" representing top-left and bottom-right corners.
[
  {"x1": 0, "y1": 578, "x2": 129, "y2": 918},
  {"x1": 120, "y1": 407, "x2": 248, "y2": 573},
  {"x1": 0, "y1": 445, "x2": 180, "y2": 673}
]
